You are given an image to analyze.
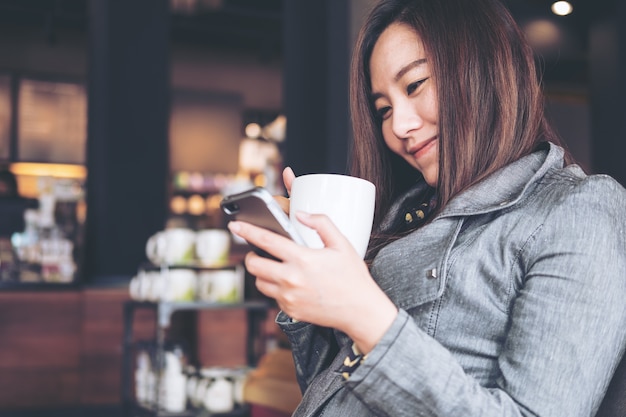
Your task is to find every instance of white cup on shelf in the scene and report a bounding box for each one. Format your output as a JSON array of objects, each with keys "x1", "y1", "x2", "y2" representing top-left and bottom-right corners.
[
  {"x1": 129, "y1": 271, "x2": 155, "y2": 301},
  {"x1": 197, "y1": 265, "x2": 244, "y2": 303},
  {"x1": 201, "y1": 368, "x2": 235, "y2": 414},
  {"x1": 195, "y1": 229, "x2": 231, "y2": 266},
  {"x1": 129, "y1": 275, "x2": 143, "y2": 301},
  {"x1": 146, "y1": 228, "x2": 196, "y2": 265},
  {"x1": 159, "y1": 269, "x2": 198, "y2": 302},
  {"x1": 144, "y1": 271, "x2": 163, "y2": 302}
]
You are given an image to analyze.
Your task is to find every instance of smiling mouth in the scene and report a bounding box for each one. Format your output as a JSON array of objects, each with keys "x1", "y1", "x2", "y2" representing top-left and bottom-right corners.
[{"x1": 408, "y1": 137, "x2": 437, "y2": 157}]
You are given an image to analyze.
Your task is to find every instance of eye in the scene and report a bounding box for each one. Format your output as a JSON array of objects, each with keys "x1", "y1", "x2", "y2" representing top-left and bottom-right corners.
[
  {"x1": 376, "y1": 106, "x2": 391, "y2": 120},
  {"x1": 407, "y1": 77, "x2": 429, "y2": 95}
]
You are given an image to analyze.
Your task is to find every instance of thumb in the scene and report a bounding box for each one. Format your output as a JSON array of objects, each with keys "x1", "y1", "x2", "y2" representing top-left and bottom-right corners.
[{"x1": 283, "y1": 167, "x2": 296, "y2": 196}]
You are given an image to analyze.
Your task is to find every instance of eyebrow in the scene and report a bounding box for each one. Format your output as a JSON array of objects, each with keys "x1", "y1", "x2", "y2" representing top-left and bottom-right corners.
[
  {"x1": 370, "y1": 58, "x2": 428, "y2": 101},
  {"x1": 395, "y1": 58, "x2": 427, "y2": 82}
]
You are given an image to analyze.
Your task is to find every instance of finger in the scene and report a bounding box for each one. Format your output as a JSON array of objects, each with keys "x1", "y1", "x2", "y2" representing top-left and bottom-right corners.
[
  {"x1": 294, "y1": 212, "x2": 354, "y2": 253},
  {"x1": 228, "y1": 220, "x2": 302, "y2": 261},
  {"x1": 245, "y1": 252, "x2": 295, "y2": 305},
  {"x1": 243, "y1": 250, "x2": 287, "y2": 290},
  {"x1": 253, "y1": 273, "x2": 282, "y2": 300},
  {"x1": 283, "y1": 167, "x2": 296, "y2": 195}
]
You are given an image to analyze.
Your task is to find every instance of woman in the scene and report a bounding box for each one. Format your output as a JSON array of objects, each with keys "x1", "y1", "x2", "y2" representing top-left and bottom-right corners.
[{"x1": 228, "y1": 0, "x2": 626, "y2": 415}]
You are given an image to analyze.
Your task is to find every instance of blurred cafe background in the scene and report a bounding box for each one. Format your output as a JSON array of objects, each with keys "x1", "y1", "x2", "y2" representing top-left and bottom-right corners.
[{"x1": 0, "y1": 0, "x2": 623, "y2": 416}]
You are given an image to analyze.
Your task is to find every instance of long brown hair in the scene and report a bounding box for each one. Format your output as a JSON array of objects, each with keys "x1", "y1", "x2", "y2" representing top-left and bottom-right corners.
[{"x1": 350, "y1": 0, "x2": 571, "y2": 234}]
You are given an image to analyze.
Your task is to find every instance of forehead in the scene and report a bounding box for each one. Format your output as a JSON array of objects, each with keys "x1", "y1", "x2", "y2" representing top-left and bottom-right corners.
[{"x1": 369, "y1": 23, "x2": 427, "y2": 80}]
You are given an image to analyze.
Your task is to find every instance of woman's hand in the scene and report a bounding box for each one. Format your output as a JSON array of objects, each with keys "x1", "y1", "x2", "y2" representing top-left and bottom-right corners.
[{"x1": 228, "y1": 208, "x2": 398, "y2": 354}]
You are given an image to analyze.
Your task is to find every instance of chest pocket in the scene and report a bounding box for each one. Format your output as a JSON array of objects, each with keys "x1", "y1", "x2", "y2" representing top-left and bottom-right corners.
[{"x1": 370, "y1": 217, "x2": 463, "y2": 315}]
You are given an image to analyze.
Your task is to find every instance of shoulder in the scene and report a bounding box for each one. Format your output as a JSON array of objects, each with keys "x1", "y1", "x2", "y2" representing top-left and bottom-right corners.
[
  {"x1": 532, "y1": 165, "x2": 626, "y2": 215},
  {"x1": 524, "y1": 167, "x2": 626, "y2": 256}
]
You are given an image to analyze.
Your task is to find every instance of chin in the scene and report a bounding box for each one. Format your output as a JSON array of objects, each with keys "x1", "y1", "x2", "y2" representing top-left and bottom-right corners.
[{"x1": 423, "y1": 171, "x2": 438, "y2": 187}]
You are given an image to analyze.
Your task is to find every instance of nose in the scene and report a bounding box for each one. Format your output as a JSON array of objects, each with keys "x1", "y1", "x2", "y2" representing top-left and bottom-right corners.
[{"x1": 390, "y1": 99, "x2": 422, "y2": 140}]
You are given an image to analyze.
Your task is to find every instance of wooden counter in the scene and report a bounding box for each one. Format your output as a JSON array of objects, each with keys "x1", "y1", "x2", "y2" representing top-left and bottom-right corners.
[
  {"x1": 0, "y1": 284, "x2": 264, "y2": 410},
  {"x1": 0, "y1": 290, "x2": 83, "y2": 407},
  {"x1": 0, "y1": 287, "x2": 139, "y2": 408}
]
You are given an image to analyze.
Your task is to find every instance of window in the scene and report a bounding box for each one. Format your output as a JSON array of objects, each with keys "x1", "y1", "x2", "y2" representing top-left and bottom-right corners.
[{"x1": 17, "y1": 78, "x2": 87, "y2": 164}]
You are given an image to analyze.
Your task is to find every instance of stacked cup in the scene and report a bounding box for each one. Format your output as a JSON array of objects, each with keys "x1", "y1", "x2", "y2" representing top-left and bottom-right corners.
[
  {"x1": 129, "y1": 269, "x2": 198, "y2": 302},
  {"x1": 131, "y1": 227, "x2": 237, "y2": 303},
  {"x1": 145, "y1": 228, "x2": 232, "y2": 267},
  {"x1": 196, "y1": 265, "x2": 244, "y2": 304},
  {"x1": 186, "y1": 366, "x2": 250, "y2": 413}
]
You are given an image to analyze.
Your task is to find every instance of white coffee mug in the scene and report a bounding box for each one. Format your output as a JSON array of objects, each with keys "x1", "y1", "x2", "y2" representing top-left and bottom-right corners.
[
  {"x1": 197, "y1": 266, "x2": 244, "y2": 303},
  {"x1": 129, "y1": 275, "x2": 143, "y2": 301},
  {"x1": 201, "y1": 368, "x2": 235, "y2": 413},
  {"x1": 144, "y1": 271, "x2": 162, "y2": 302},
  {"x1": 289, "y1": 174, "x2": 376, "y2": 258},
  {"x1": 160, "y1": 268, "x2": 197, "y2": 302},
  {"x1": 195, "y1": 229, "x2": 231, "y2": 266},
  {"x1": 146, "y1": 228, "x2": 196, "y2": 265},
  {"x1": 129, "y1": 271, "x2": 153, "y2": 301}
]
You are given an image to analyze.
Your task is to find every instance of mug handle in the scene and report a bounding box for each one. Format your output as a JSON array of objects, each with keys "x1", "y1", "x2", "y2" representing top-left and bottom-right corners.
[{"x1": 145, "y1": 232, "x2": 164, "y2": 264}]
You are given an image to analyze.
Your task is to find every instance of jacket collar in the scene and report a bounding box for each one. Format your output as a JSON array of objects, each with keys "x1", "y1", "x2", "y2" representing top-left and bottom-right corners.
[
  {"x1": 439, "y1": 142, "x2": 563, "y2": 218},
  {"x1": 380, "y1": 142, "x2": 566, "y2": 231}
]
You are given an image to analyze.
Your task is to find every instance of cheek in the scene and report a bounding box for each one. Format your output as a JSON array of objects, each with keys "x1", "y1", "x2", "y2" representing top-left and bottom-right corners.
[
  {"x1": 381, "y1": 124, "x2": 403, "y2": 155},
  {"x1": 424, "y1": 88, "x2": 439, "y2": 122}
]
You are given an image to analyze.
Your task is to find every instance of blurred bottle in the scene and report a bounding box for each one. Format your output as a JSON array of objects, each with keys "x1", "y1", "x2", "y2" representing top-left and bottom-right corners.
[
  {"x1": 11, "y1": 209, "x2": 40, "y2": 281},
  {"x1": 0, "y1": 236, "x2": 17, "y2": 281},
  {"x1": 38, "y1": 222, "x2": 75, "y2": 283},
  {"x1": 37, "y1": 187, "x2": 76, "y2": 282},
  {"x1": 159, "y1": 345, "x2": 188, "y2": 412},
  {"x1": 135, "y1": 349, "x2": 153, "y2": 407}
]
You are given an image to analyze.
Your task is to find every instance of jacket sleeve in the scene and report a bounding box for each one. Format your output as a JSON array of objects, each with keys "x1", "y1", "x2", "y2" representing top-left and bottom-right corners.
[
  {"x1": 343, "y1": 175, "x2": 626, "y2": 416},
  {"x1": 276, "y1": 311, "x2": 341, "y2": 393}
]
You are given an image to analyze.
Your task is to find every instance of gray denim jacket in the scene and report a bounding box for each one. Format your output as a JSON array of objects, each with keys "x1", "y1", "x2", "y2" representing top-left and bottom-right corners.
[{"x1": 277, "y1": 142, "x2": 626, "y2": 417}]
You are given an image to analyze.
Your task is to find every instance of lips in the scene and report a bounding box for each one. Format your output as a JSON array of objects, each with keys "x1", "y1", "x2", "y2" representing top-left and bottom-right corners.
[{"x1": 408, "y1": 137, "x2": 437, "y2": 158}]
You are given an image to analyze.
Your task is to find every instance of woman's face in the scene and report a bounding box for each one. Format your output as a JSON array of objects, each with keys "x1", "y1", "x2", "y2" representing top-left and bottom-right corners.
[{"x1": 369, "y1": 23, "x2": 439, "y2": 187}]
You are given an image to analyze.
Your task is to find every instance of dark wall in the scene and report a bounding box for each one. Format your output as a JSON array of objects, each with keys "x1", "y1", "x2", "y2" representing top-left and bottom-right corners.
[
  {"x1": 283, "y1": 0, "x2": 351, "y2": 176},
  {"x1": 590, "y1": 1, "x2": 626, "y2": 186},
  {"x1": 84, "y1": 0, "x2": 170, "y2": 281}
]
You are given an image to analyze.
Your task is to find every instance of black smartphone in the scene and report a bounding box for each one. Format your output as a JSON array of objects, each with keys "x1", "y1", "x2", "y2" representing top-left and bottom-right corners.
[{"x1": 220, "y1": 187, "x2": 306, "y2": 258}]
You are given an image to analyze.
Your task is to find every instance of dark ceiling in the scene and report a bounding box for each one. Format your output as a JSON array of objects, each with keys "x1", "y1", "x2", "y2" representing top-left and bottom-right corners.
[
  {"x1": 503, "y1": 0, "x2": 617, "y2": 88},
  {"x1": 0, "y1": 0, "x2": 618, "y2": 87},
  {"x1": 169, "y1": 0, "x2": 283, "y2": 59},
  {"x1": 0, "y1": 0, "x2": 283, "y2": 59}
]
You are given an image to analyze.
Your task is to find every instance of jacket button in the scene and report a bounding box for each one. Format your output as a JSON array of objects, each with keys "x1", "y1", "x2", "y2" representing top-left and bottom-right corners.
[{"x1": 426, "y1": 268, "x2": 437, "y2": 279}]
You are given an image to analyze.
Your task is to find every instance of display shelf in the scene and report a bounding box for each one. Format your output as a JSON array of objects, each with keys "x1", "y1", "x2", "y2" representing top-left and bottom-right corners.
[
  {"x1": 138, "y1": 261, "x2": 244, "y2": 273},
  {"x1": 121, "y1": 299, "x2": 270, "y2": 417}
]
